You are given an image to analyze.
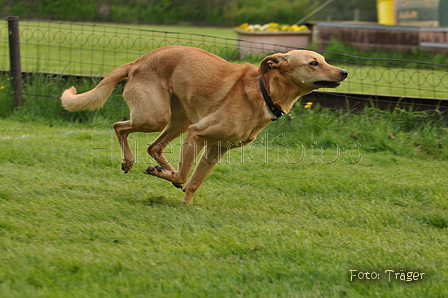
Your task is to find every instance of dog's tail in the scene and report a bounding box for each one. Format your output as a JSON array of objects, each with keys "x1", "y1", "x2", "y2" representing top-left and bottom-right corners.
[{"x1": 61, "y1": 63, "x2": 132, "y2": 112}]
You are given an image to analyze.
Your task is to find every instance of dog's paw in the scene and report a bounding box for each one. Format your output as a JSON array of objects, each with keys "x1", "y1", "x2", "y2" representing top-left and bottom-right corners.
[
  {"x1": 172, "y1": 182, "x2": 183, "y2": 190},
  {"x1": 145, "y1": 166, "x2": 183, "y2": 187},
  {"x1": 121, "y1": 160, "x2": 134, "y2": 173},
  {"x1": 144, "y1": 166, "x2": 155, "y2": 174},
  {"x1": 144, "y1": 165, "x2": 165, "y2": 174}
]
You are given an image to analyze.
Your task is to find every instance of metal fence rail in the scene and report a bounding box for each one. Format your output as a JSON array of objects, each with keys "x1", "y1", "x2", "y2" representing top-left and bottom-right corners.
[{"x1": 1, "y1": 19, "x2": 448, "y2": 108}]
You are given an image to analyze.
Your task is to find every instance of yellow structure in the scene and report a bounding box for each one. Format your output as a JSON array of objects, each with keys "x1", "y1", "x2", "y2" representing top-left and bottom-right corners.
[{"x1": 377, "y1": 0, "x2": 396, "y2": 25}]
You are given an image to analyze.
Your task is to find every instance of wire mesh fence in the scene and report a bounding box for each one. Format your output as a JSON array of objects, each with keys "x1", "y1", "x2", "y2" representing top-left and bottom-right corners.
[
  {"x1": 323, "y1": 52, "x2": 448, "y2": 100},
  {"x1": 0, "y1": 20, "x2": 241, "y2": 77},
  {"x1": 0, "y1": 19, "x2": 447, "y2": 102}
]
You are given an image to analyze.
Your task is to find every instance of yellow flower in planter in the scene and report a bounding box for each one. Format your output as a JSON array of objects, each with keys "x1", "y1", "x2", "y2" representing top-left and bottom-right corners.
[
  {"x1": 304, "y1": 102, "x2": 313, "y2": 109},
  {"x1": 293, "y1": 25, "x2": 309, "y2": 31},
  {"x1": 236, "y1": 23, "x2": 249, "y2": 30},
  {"x1": 236, "y1": 23, "x2": 309, "y2": 32},
  {"x1": 268, "y1": 22, "x2": 280, "y2": 28}
]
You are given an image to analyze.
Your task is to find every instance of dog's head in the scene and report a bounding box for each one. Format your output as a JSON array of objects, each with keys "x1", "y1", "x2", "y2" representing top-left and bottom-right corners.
[{"x1": 260, "y1": 50, "x2": 347, "y2": 93}]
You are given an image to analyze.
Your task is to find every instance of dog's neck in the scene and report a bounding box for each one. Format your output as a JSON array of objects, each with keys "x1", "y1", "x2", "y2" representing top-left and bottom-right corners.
[
  {"x1": 259, "y1": 77, "x2": 284, "y2": 121},
  {"x1": 262, "y1": 73, "x2": 314, "y2": 114}
]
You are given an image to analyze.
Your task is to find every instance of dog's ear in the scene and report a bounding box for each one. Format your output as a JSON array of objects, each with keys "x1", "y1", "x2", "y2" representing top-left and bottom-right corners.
[{"x1": 260, "y1": 53, "x2": 288, "y2": 74}]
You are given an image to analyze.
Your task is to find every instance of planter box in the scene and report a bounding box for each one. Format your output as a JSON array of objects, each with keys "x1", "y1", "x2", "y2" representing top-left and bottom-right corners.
[{"x1": 235, "y1": 29, "x2": 312, "y2": 57}]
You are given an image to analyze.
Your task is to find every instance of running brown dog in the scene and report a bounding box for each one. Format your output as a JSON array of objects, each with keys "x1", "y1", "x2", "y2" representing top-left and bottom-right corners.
[{"x1": 61, "y1": 46, "x2": 347, "y2": 203}]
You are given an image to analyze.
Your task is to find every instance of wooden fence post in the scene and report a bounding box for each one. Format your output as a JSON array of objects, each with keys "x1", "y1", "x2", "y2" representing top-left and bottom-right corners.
[{"x1": 8, "y1": 16, "x2": 23, "y2": 107}]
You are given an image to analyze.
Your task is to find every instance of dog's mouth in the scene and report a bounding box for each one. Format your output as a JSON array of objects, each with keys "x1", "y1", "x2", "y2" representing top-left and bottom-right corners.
[{"x1": 313, "y1": 81, "x2": 341, "y2": 88}]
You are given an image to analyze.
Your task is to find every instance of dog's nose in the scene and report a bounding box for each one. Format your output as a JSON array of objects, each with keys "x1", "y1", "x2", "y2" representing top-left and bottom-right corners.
[{"x1": 340, "y1": 69, "x2": 348, "y2": 79}]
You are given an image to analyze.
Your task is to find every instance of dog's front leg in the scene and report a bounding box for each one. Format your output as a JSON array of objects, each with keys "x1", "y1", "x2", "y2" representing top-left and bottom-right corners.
[{"x1": 182, "y1": 144, "x2": 228, "y2": 204}]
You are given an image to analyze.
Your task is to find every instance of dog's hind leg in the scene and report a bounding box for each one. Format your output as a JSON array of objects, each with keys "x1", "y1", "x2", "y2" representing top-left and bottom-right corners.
[
  {"x1": 145, "y1": 128, "x2": 204, "y2": 190},
  {"x1": 145, "y1": 127, "x2": 187, "y2": 189},
  {"x1": 145, "y1": 93, "x2": 190, "y2": 183},
  {"x1": 115, "y1": 84, "x2": 171, "y2": 173},
  {"x1": 113, "y1": 120, "x2": 140, "y2": 173},
  {"x1": 146, "y1": 124, "x2": 188, "y2": 173}
]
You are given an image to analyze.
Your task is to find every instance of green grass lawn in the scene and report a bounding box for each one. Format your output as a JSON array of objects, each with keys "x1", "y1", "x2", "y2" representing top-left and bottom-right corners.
[{"x1": 1, "y1": 119, "x2": 447, "y2": 297}]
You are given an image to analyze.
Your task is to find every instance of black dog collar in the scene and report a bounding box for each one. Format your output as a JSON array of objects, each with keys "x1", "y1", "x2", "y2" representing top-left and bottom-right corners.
[{"x1": 259, "y1": 77, "x2": 285, "y2": 121}]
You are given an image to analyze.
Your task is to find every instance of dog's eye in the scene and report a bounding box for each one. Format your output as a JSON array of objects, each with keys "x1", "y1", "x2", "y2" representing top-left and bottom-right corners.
[{"x1": 309, "y1": 61, "x2": 319, "y2": 66}]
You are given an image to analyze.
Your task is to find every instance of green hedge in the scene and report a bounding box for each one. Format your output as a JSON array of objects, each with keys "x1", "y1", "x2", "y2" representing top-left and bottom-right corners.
[{"x1": 1, "y1": 0, "x2": 376, "y2": 26}]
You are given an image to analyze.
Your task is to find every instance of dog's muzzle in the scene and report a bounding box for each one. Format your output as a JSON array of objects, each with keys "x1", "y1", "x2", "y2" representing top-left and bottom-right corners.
[{"x1": 313, "y1": 69, "x2": 348, "y2": 88}]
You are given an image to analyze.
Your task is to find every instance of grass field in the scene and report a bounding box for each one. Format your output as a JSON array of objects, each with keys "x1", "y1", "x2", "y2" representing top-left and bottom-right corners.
[{"x1": 1, "y1": 118, "x2": 447, "y2": 297}]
